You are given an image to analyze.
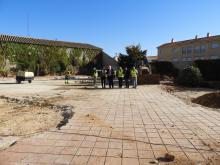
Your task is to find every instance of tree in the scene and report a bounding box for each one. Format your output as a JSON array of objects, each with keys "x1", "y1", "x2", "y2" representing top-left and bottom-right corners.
[
  {"x1": 15, "y1": 44, "x2": 38, "y2": 72},
  {"x1": 118, "y1": 53, "x2": 132, "y2": 69},
  {"x1": 118, "y1": 44, "x2": 148, "y2": 68},
  {"x1": 0, "y1": 42, "x2": 16, "y2": 75}
]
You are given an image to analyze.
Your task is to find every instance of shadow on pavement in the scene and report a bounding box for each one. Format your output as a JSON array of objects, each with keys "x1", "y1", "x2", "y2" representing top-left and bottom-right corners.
[{"x1": 0, "y1": 82, "x2": 18, "y2": 85}]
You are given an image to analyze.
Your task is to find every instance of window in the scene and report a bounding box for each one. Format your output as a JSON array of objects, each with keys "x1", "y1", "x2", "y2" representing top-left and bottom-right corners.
[
  {"x1": 182, "y1": 46, "x2": 193, "y2": 55},
  {"x1": 211, "y1": 43, "x2": 219, "y2": 49},
  {"x1": 194, "y1": 46, "x2": 200, "y2": 53},
  {"x1": 182, "y1": 47, "x2": 187, "y2": 55},
  {"x1": 187, "y1": 46, "x2": 193, "y2": 54},
  {"x1": 200, "y1": 44, "x2": 207, "y2": 52}
]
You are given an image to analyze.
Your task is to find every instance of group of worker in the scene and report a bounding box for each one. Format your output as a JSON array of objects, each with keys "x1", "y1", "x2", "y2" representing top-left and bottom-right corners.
[{"x1": 93, "y1": 65, "x2": 138, "y2": 89}]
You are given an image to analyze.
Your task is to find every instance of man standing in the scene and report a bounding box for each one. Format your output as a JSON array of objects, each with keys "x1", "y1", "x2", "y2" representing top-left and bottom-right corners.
[
  {"x1": 107, "y1": 65, "x2": 114, "y2": 88},
  {"x1": 65, "y1": 71, "x2": 70, "y2": 84},
  {"x1": 100, "y1": 68, "x2": 107, "y2": 88},
  {"x1": 124, "y1": 67, "x2": 130, "y2": 88},
  {"x1": 93, "y1": 67, "x2": 98, "y2": 88},
  {"x1": 130, "y1": 66, "x2": 138, "y2": 88},
  {"x1": 117, "y1": 67, "x2": 124, "y2": 88}
]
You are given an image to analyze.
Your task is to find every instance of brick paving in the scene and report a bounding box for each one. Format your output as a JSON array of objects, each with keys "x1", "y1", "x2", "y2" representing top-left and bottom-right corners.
[{"x1": 0, "y1": 85, "x2": 220, "y2": 164}]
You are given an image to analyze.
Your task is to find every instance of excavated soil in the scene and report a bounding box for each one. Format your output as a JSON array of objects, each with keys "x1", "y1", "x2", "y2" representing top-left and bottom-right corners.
[
  {"x1": 160, "y1": 82, "x2": 219, "y2": 110},
  {"x1": 0, "y1": 100, "x2": 62, "y2": 136},
  {"x1": 192, "y1": 92, "x2": 220, "y2": 109},
  {"x1": 0, "y1": 94, "x2": 74, "y2": 136}
]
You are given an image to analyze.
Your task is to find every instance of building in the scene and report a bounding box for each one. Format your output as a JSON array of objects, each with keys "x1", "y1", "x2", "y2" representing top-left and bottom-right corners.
[
  {"x1": 147, "y1": 56, "x2": 158, "y2": 63},
  {"x1": 157, "y1": 33, "x2": 220, "y2": 69},
  {"x1": 0, "y1": 34, "x2": 117, "y2": 74},
  {"x1": 93, "y1": 51, "x2": 118, "y2": 70}
]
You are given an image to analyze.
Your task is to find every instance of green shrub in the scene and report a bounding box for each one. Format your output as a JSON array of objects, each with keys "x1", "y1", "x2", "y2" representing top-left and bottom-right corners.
[
  {"x1": 150, "y1": 61, "x2": 179, "y2": 77},
  {"x1": 194, "y1": 59, "x2": 220, "y2": 81},
  {"x1": 176, "y1": 66, "x2": 202, "y2": 87}
]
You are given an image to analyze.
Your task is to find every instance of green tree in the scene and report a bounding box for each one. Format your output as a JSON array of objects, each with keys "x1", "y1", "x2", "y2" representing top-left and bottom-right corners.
[
  {"x1": 13, "y1": 44, "x2": 38, "y2": 72},
  {"x1": 0, "y1": 42, "x2": 16, "y2": 75},
  {"x1": 118, "y1": 44, "x2": 148, "y2": 68},
  {"x1": 69, "y1": 48, "x2": 83, "y2": 67}
]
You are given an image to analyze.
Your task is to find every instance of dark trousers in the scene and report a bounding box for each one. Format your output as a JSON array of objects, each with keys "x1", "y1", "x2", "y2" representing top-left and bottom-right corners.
[
  {"x1": 101, "y1": 77, "x2": 106, "y2": 88},
  {"x1": 125, "y1": 78, "x2": 129, "y2": 88},
  {"x1": 108, "y1": 76, "x2": 114, "y2": 88},
  {"x1": 118, "y1": 77, "x2": 123, "y2": 88}
]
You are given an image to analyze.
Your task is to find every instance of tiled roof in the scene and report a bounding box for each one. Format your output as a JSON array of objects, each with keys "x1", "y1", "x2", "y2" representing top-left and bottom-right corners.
[
  {"x1": 0, "y1": 34, "x2": 102, "y2": 50},
  {"x1": 158, "y1": 35, "x2": 220, "y2": 48}
]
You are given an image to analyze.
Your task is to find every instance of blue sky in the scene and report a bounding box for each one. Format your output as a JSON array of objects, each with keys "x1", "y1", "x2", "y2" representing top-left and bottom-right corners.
[{"x1": 0, "y1": 0, "x2": 220, "y2": 56}]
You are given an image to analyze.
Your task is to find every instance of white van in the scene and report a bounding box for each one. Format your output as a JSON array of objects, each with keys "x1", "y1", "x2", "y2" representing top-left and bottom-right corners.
[{"x1": 16, "y1": 71, "x2": 34, "y2": 83}]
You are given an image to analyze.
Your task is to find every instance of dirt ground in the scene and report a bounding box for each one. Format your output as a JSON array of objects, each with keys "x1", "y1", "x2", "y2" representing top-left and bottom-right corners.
[
  {"x1": 0, "y1": 76, "x2": 91, "y2": 137},
  {"x1": 0, "y1": 100, "x2": 61, "y2": 136},
  {"x1": 160, "y1": 81, "x2": 220, "y2": 111}
]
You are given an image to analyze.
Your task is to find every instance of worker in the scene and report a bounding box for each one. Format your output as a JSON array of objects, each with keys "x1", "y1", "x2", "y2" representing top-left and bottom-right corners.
[
  {"x1": 65, "y1": 71, "x2": 70, "y2": 84},
  {"x1": 130, "y1": 66, "x2": 138, "y2": 88},
  {"x1": 93, "y1": 67, "x2": 98, "y2": 88},
  {"x1": 124, "y1": 67, "x2": 130, "y2": 88},
  {"x1": 100, "y1": 68, "x2": 107, "y2": 88},
  {"x1": 117, "y1": 67, "x2": 124, "y2": 88},
  {"x1": 107, "y1": 65, "x2": 115, "y2": 88}
]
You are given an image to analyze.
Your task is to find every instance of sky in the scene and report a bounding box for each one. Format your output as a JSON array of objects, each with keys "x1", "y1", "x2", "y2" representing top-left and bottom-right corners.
[{"x1": 0, "y1": 0, "x2": 220, "y2": 56}]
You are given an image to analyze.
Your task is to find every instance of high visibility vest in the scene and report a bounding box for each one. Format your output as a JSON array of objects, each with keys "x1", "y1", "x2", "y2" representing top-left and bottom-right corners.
[
  {"x1": 131, "y1": 69, "x2": 138, "y2": 77},
  {"x1": 117, "y1": 69, "x2": 124, "y2": 78},
  {"x1": 93, "y1": 71, "x2": 98, "y2": 77}
]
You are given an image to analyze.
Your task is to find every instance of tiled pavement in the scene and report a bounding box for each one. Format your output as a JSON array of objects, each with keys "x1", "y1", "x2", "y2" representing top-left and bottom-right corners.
[{"x1": 0, "y1": 85, "x2": 220, "y2": 165}]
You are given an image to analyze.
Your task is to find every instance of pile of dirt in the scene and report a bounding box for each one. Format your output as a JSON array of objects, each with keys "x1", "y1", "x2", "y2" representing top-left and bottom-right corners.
[{"x1": 192, "y1": 92, "x2": 220, "y2": 108}]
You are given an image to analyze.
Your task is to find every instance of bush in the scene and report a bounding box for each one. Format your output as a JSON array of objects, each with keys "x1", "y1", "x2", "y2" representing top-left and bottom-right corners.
[
  {"x1": 176, "y1": 66, "x2": 202, "y2": 87},
  {"x1": 194, "y1": 59, "x2": 220, "y2": 81},
  {"x1": 150, "y1": 61, "x2": 179, "y2": 77}
]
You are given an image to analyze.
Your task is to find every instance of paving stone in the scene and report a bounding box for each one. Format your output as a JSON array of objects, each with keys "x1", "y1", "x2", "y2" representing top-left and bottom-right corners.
[
  {"x1": 87, "y1": 156, "x2": 105, "y2": 165},
  {"x1": 1, "y1": 85, "x2": 220, "y2": 164},
  {"x1": 105, "y1": 157, "x2": 122, "y2": 165}
]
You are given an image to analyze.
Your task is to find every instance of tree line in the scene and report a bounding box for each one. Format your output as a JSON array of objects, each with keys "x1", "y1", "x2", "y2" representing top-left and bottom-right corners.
[{"x1": 0, "y1": 42, "x2": 148, "y2": 76}]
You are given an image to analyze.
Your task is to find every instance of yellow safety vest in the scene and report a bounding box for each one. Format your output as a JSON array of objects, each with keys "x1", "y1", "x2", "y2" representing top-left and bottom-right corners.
[
  {"x1": 117, "y1": 69, "x2": 124, "y2": 78},
  {"x1": 131, "y1": 69, "x2": 138, "y2": 77},
  {"x1": 93, "y1": 71, "x2": 98, "y2": 77}
]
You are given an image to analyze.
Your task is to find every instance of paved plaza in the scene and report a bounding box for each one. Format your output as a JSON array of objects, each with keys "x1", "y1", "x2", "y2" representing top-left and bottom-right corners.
[{"x1": 0, "y1": 84, "x2": 220, "y2": 165}]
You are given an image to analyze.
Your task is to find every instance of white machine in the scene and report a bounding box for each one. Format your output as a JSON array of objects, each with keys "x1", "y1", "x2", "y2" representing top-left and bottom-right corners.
[{"x1": 16, "y1": 71, "x2": 34, "y2": 83}]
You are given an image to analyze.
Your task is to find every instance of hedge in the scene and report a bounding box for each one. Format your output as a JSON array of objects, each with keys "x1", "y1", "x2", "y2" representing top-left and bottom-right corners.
[
  {"x1": 175, "y1": 66, "x2": 202, "y2": 87},
  {"x1": 150, "y1": 61, "x2": 179, "y2": 77},
  {"x1": 194, "y1": 59, "x2": 220, "y2": 81}
]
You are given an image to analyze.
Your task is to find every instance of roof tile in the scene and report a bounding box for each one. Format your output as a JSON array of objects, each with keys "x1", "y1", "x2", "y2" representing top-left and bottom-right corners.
[{"x1": 0, "y1": 34, "x2": 102, "y2": 50}]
